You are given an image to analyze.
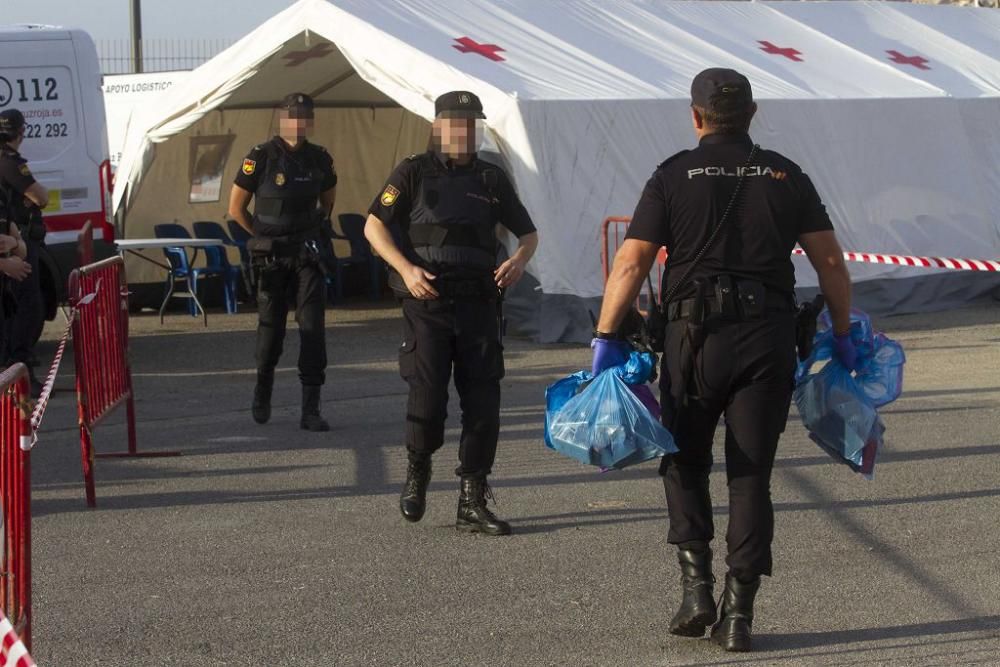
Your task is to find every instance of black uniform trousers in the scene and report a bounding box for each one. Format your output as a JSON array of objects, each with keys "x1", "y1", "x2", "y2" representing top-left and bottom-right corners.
[
  {"x1": 398, "y1": 297, "x2": 504, "y2": 478},
  {"x1": 659, "y1": 311, "x2": 796, "y2": 578},
  {"x1": 255, "y1": 257, "x2": 327, "y2": 386},
  {"x1": 4, "y1": 239, "x2": 42, "y2": 366}
]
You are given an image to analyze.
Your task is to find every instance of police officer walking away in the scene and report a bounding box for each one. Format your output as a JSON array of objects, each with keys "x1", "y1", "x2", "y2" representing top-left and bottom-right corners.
[
  {"x1": 364, "y1": 91, "x2": 539, "y2": 536},
  {"x1": 592, "y1": 69, "x2": 855, "y2": 651},
  {"x1": 0, "y1": 109, "x2": 48, "y2": 397},
  {"x1": 228, "y1": 93, "x2": 337, "y2": 432}
]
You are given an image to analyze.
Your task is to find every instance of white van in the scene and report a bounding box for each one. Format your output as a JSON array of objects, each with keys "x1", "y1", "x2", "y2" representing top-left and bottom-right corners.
[{"x1": 0, "y1": 24, "x2": 114, "y2": 327}]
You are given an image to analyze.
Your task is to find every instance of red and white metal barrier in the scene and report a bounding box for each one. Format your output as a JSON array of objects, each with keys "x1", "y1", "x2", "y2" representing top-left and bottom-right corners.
[
  {"x1": 602, "y1": 217, "x2": 667, "y2": 314},
  {"x1": 0, "y1": 365, "x2": 32, "y2": 651},
  {"x1": 68, "y1": 256, "x2": 179, "y2": 508}
]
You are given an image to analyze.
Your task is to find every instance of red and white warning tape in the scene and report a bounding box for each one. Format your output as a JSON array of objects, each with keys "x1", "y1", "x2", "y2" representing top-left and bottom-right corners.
[
  {"x1": 792, "y1": 248, "x2": 1000, "y2": 272},
  {"x1": 0, "y1": 613, "x2": 35, "y2": 667},
  {"x1": 25, "y1": 312, "x2": 74, "y2": 443},
  {"x1": 22, "y1": 279, "x2": 101, "y2": 451}
]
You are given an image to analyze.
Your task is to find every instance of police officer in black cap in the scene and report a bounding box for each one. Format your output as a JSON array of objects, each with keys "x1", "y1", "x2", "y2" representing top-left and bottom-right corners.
[
  {"x1": 0, "y1": 108, "x2": 48, "y2": 397},
  {"x1": 228, "y1": 93, "x2": 337, "y2": 432},
  {"x1": 364, "y1": 91, "x2": 539, "y2": 536},
  {"x1": 592, "y1": 69, "x2": 855, "y2": 652}
]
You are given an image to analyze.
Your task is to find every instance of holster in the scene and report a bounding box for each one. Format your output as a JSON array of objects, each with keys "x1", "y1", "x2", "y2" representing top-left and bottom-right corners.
[
  {"x1": 658, "y1": 280, "x2": 708, "y2": 475},
  {"x1": 795, "y1": 294, "x2": 826, "y2": 361},
  {"x1": 246, "y1": 237, "x2": 279, "y2": 257}
]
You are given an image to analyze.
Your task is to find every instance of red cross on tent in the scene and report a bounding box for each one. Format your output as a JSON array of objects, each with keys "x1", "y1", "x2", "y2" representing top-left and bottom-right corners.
[
  {"x1": 758, "y1": 40, "x2": 803, "y2": 62},
  {"x1": 887, "y1": 50, "x2": 931, "y2": 71},
  {"x1": 283, "y1": 43, "x2": 335, "y2": 67},
  {"x1": 453, "y1": 37, "x2": 506, "y2": 62}
]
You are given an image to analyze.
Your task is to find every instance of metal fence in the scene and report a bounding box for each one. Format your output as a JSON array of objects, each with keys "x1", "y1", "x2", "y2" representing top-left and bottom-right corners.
[{"x1": 97, "y1": 38, "x2": 234, "y2": 74}]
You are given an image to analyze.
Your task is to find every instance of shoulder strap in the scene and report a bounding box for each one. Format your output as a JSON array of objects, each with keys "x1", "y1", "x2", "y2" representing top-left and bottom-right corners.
[{"x1": 660, "y1": 144, "x2": 759, "y2": 306}]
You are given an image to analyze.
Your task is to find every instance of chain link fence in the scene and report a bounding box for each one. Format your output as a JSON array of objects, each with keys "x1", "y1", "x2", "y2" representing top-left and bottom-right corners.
[{"x1": 97, "y1": 38, "x2": 234, "y2": 74}]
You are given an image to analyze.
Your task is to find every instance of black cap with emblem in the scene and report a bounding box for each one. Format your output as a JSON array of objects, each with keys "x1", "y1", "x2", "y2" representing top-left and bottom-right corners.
[
  {"x1": 280, "y1": 92, "x2": 315, "y2": 118},
  {"x1": 690, "y1": 68, "x2": 753, "y2": 113},
  {"x1": 434, "y1": 91, "x2": 486, "y2": 119},
  {"x1": 0, "y1": 109, "x2": 26, "y2": 139}
]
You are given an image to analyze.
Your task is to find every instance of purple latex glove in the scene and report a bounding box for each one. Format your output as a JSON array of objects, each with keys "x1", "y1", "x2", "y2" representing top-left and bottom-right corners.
[
  {"x1": 591, "y1": 338, "x2": 631, "y2": 376},
  {"x1": 833, "y1": 332, "x2": 858, "y2": 371}
]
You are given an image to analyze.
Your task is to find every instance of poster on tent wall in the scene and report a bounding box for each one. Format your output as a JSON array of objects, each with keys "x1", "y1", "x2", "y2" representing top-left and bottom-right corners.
[{"x1": 188, "y1": 135, "x2": 235, "y2": 203}]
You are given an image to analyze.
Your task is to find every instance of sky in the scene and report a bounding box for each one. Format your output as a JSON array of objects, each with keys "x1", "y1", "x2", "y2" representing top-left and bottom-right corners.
[{"x1": 2, "y1": 0, "x2": 301, "y2": 40}]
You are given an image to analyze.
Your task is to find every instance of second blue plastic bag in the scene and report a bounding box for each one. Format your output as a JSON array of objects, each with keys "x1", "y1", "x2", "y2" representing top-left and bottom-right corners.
[
  {"x1": 794, "y1": 309, "x2": 905, "y2": 478},
  {"x1": 544, "y1": 353, "x2": 678, "y2": 470}
]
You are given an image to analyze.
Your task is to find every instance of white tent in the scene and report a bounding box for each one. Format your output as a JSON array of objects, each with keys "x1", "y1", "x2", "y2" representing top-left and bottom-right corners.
[{"x1": 114, "y1": 0, "x2": 1000, "y2": 341}]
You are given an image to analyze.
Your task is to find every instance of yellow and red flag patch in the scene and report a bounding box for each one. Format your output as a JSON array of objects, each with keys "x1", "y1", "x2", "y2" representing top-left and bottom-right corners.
[
  {"x1": 242, "y1": 158, "x2": 257, "y2": 176},
  {"x1": 18, "y1": 164, "x2": 31, "y2": 177},
  {"x1": 380, "y1": 184, "x2": 400, "y2": 207}
]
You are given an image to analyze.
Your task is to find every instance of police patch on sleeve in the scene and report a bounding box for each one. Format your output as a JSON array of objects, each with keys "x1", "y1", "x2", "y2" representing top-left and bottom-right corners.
[
  {"x1": 18, "y1": 164, "x2": 31, "y2": 177},
  {"x1": 380, "y1": 184, "x2": 400, "y2": 207},
  {"x1": 242, "y1": 159, "x2": 257, "y2": 176}
]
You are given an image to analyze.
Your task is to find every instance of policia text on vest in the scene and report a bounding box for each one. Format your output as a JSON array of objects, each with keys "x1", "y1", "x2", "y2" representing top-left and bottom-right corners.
[
  {"x1": 228, "y1": 93, "x2": 337, "y2": 433},
  {"x1": 593, "y1": 69, "x2": 855, "y2": 654},
  {"x1": 363, "y1": 90, "x2": 539, "y2": 537}
]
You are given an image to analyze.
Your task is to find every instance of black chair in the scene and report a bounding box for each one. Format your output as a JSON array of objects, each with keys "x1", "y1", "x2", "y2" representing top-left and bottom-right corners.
[{"x1": 331, "y1": 213, "x2": 382, "y2": 300}]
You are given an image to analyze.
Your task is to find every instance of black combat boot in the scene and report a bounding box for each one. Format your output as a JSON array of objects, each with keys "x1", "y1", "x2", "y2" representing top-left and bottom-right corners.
[
  {"x1": 399, "y1": 454, "x2": 432, "y2": 522},
  {"x1": 456, "y1": 476, "x2": 511, "y2": 536},
  {"x1": 710, "y1": 572, "x2": 761, "y2": 652},
  {"x1": 252, "y1": 373, "x2": 273, "y2": 424},
  {"x1": 669, "y1": 548, "x2": 717, "y2": 637},
  {"x1": 300, "y1": 385, "x2": 330, "y2": 432}
]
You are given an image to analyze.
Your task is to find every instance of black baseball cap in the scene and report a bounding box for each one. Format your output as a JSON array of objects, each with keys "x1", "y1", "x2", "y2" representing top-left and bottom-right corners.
[
  {"x1": 280, "y1": 92, "x2": 315, "y2": 117},
  {"x1": 434, "y1": 91, "x2": 486, "y2": 119},
  {"x1": 690, "y1": 68, "x2": 753, "y2": 112},
  {"x1": 0, "y1": 109, "x2": 26, "y2": 136}
]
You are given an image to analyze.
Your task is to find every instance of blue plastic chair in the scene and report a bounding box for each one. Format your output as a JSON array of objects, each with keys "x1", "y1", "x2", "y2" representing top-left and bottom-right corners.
[
  {"x1": 192, "y1": 221, "x2": 242, "y2": 314},
  {"x1": 331, "y1": 213, "x2": 382, "y2": 300},
  {"x1": 153, "y1": 223, "x2": 219, "y2": 324},
  {"x1": 226, "y1": 219, "x2": 256, "y2": 297}
]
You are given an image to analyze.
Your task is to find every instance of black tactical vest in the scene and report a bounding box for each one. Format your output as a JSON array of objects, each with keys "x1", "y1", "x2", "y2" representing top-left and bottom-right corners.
[
  {"x1": 252, "y1": 141, "x2": 326, "y2": 238},
  {"x1": 0, "y1": 148, "x2": 28, "y2": 224},
  {"x1": 406, "y1": 154, "x2": 499, "y2": 271}
]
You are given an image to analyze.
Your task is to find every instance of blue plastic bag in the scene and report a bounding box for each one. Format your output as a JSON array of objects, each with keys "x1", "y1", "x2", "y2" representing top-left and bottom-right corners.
[
  {"x1": 794, "y1": 361, "x2": 882, "y2": 475},
  {"x1": 794, "y1": 309, "x2": 905, "y2": 478},
  {"x1": 544, "y1": 352, "x2": 677, "y2": 470},
  {"x1": 796, "y1": 309, "x2": 906, "y2": 408}
]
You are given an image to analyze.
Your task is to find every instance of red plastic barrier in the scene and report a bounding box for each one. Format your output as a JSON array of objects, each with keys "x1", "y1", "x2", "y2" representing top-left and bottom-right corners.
[
  {"x1": 0, "y1": 364, "x2": 32, "y2": 650},
  {"x1": 68, "y1": 257, "x2": 178, "y2": 508},
  {"x1": 601, "y1": 216, "x2": 665, "y2": 315}
]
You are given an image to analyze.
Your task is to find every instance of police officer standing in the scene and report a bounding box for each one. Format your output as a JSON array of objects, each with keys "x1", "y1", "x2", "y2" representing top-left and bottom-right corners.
[
  {"x1": 228, "y1": 93, "x2": 337, "y2": 432},
  {"x1": 364, "y1": 91, "x2": 539, "y2": 536},
  {"x1": 0, "y1": 109, "x2": 48, "y2": 397},
  {"x1": 592, "y1": 69, "x2": 855, "y2": 652}
]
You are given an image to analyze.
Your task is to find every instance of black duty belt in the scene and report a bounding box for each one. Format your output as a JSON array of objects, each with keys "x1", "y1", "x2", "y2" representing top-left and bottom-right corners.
[
  {"x1": 388, "y1": 269, "x2": 498, "y2": 300},
  {"x1": 666, "y1": 290, "x2": 794, "y2": 322}
]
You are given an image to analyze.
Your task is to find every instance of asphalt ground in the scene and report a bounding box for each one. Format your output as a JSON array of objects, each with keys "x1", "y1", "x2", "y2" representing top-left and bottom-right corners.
[{"x1": 26, "y1": 298, "x2": 1000, "y2": 666}]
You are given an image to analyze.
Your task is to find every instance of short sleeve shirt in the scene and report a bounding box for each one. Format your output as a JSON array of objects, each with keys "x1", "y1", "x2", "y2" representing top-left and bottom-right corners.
[
  {"x1": 0, "y1": 148, "x2": 36, "y2": 198},
  {"x1": 626, "y1": 133, "x2": 833, "y2": 299},
  {"x1": 233, "y1": 137, "x2": 337, "y2": 194},
  {"x1": 367, "y1": 152, "x2": 536, "y2": 238}
]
